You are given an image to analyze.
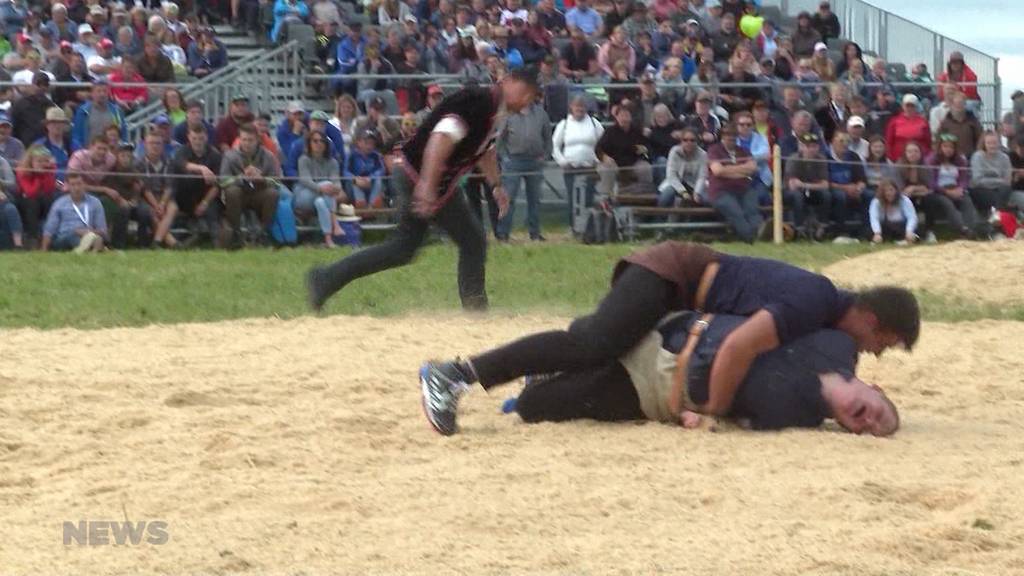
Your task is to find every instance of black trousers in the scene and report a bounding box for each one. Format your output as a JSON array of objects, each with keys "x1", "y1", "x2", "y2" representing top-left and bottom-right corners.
[
  {"x1": 317, "y1": 168, "x2": 489, "y2": 310},
  {"x1": 472, "y1": 264, "x2": 674, "y2": 388},
  {"x1": 515, "y1": 361, "x2": 645, "y2": 423},
  {"x1": 463, "y1": 170, "x2": 500, "y2": 236},
  {"x1": 18, "y1": 193, "x2": 53, "y2": 241}
]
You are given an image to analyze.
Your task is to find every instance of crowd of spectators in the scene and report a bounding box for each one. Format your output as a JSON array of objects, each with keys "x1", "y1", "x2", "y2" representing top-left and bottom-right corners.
[{"x1": 2, "y1": 0, "x2": 1024, "y2": 252}]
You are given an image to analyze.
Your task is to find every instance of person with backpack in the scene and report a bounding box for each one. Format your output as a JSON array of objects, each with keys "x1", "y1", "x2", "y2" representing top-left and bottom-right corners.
[{"x1": 551, "y1": 95, "x2": 603, "y2": 226}]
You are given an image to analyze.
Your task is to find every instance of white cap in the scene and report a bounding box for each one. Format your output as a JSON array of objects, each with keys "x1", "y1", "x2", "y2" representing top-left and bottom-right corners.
[
  {"x1": 847, "y1": 115, "x2": 865, "y2": 128},
  {"x1": 78, "y1": 23, "x2": 94, "y2": 35},
  {"x1": 286, "y1": 100, "x2": 304, "y2": 113},
  {"x1": 902, "y1": 93, "x2": 920, "y2": 106},
  {"x1": 814, "y1": 41, "x2": 828, "y2": 52}
]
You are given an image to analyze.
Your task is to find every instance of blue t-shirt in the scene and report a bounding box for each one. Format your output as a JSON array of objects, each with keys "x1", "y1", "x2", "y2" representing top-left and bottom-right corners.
[{"x1": 705, "y1": 254, "x2": 854, "y2": 344}]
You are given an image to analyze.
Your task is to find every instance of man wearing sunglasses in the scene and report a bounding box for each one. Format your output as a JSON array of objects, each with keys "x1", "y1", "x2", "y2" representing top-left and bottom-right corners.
[{"x1": 307, "y1": 70, "x2": 540, "y2": 312}]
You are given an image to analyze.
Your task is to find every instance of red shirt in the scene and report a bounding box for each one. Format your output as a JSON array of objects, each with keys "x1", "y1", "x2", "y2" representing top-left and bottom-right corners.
[
  {"x1": 885, "y1": 112, "x2": 931, "y2": 162},
  {"x1": 937, "y1": 65, "x2": 980, "y2": 101},
  {"x1": 16, "y1": 168, "x2": 58, "y2": 200},
  {"x1": 108, "y1": 71, "x2": 149, "y2": 104}
]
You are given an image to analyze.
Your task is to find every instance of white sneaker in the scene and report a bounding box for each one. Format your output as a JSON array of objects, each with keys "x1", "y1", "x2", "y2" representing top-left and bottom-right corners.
[
  {"x1": 924, "y1": 231, "x2": 938, "y2": 244},
  {"x1": 832, "y1": 235, "x2": 860, "y2": 245},
  {"x1": 74, "y1": 232, "x2": 99, "y2": 254}
]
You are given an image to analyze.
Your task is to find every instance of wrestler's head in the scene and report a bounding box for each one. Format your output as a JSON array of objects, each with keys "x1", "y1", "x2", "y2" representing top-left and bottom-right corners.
[
  {"x1": 822, "y1": 373, "x2": 899, "y2": 437},
  {"x1": 500, "y1": 69, "x2": 540, "y2": 113},
  {"x1": 840, "y1": 286, "x2": 920, "y2": 355}
]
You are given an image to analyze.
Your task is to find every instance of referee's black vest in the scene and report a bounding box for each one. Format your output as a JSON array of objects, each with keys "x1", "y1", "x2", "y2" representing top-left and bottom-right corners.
[{"x1": 399, "y1": 87, "x2": 500, "y2": 198}]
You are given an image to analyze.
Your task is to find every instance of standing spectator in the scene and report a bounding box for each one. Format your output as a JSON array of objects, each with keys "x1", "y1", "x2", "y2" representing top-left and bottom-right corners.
[
  {"x1": 885, "y1": 94, "x2": 931, "y2": 161},
  {"x1": 970, "y1": 131, "x2": 1013, "y2": 231},
  {"x1": 100, "y1": 141, "x2": 152, "y2": 249},
  {"x1": 15, "y1": 146, "x2": 58, "y2": 247},
  {"x1": 187, "y1": 28, "x2": 228, "y2": 78},
  {"x1": 219, "y1": 123, "x2": 281, "y2": 248},
  {"x1": 0, "y1": 113, "x2": 24, "y2": 165},
  {"x1": 215, "y1": 95, "x2": 253, "y2": 152},
  {"x1": 869, "y1": 178, "x2": 917, "y2": 244},
  {"x1": 936, "y1": 52, "x2": 980, "y2": 107},
  {"x1": 683, "y1": 91, "x2": 723, "y2": 149},
  {"x1": 938, "y1": 92, "x2": 983, "y2": 159},
  {"x1": 496, "y1": 95, "x2": 551, "y2": 241},
  {"x1": 171, "y1": 124, "x2": 224, "y2": 247},
  {"x1": 88, "y1": 38, "x2": 122, "y2": 80},
  {"x1": 343, "y1": 129, "x2": 385, "y2": 209},
  {"x1": 658, "y1": 127, "x2": 707, "y2": 207},
  {"x1": 811, "y1": 1, "x2": 840, "y2": 44},
  {"x1": 41, "y1": 172, "x2": 107, "y2": 252},
  {"x1": 108, "y1": 58, "x2": 149, "y2": 113},
  {"x1": 596, "y1": 103, "x2": 653, "y2": 197},
  {"x1": 925, "y1": 133, "x2": 978, "y2": 240},
  {"x1": 827, "y1": 131, "x2": 869, "y2": 240},
  {"x1": 559, "y1": 27, "x2": 599, "y2": 82},
  {"x1": 785, "y1": 132, "x2": 831, "y2": 238},
  {"x1": 552, "y1": 95, "x2": 603, "y2": 222},
  {"x1": 707, "y1": 122, "x2": 762, "y2": 243},
  {"x1": 71, "y1": 81, "x2": 127, "y2": 152},
  {"x1": 791, "y1": 12, "x2": 821, "y2": 58},
  {"x1": 136, "y1": 37, "x2": 175, "y2": 83},
  {"x1": 10, "y1": 73, "x2": 55, "y2": 148},
  {"x1": 294, "y1": 129, "x2": 344, "y2": 248},
  {"x1": 565, "y1": 0, "x2": 602, "y2": 38}
]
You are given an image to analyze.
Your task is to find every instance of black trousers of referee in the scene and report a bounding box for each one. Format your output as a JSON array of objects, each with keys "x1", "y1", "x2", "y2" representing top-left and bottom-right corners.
[
  {"x1": 515, "y1": 361, "x2": 645, "y2": 423},
  {"x1": 316, "y1": 168, "x2": 489, "y2": 310}
]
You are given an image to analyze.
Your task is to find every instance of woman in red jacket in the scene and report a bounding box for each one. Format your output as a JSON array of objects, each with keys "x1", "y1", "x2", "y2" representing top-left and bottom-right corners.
[
  {"x1": 937, "y1": 52, "x2": 980, "y2": 102},
  {"x1": 885, "y1": 93, "x2": 931, "y2": 161},
  {"x1": 16, "y1": 146, "x2": 59, "y2": 246}
]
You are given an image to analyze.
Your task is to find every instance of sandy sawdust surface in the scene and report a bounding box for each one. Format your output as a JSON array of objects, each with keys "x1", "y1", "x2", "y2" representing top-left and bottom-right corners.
[
  {"x1": 824, "y1": 241, "x2": 1024, "y2": 305},
  {"x1": 2, "y1": 311, "x2": 1024, "y2": 576}
]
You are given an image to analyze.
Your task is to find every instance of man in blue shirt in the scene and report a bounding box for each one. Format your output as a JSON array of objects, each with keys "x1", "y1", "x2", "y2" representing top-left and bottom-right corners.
[
  {"x1": 41, "y1": 172, "x2": 108, "y2": 252},
  {"x1": 333, "y1": 22, "x2": 365, "y2": 96},
  {"x1": 565, "y1": 0, "x2": 603, "y2": 38}
]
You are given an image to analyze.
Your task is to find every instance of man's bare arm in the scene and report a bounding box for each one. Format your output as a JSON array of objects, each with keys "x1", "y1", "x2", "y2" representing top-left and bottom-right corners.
[
  {"x1": 412, "y1": 131, "x2": 457, "y2": 217},
  {"x1": 702, "y1": 310, "x2": 781, "y2": 416}
]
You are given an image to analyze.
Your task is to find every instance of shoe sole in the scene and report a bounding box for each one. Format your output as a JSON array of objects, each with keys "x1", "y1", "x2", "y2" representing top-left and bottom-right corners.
[{"x1": 419, "y1": 365, "x2": 455, "y2": 436}]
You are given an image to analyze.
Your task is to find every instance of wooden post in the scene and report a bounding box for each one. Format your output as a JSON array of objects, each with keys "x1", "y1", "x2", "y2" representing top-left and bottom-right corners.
[{"x1": 772, "y1": 144, "x2": 783, "y2": 244}]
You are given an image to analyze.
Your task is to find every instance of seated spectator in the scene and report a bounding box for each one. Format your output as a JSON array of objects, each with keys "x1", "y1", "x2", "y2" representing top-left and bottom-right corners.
[
  {"x1": 171, "y1": 124, "x2": 224, "y2": 247},
  {"x1": 0, "y1": 113, "x2": 24, "y2": 165},
  {"x1": 905, "y1": 63, "x2": 937, "y2": 107},
  {"x1": 785, "y1": 132, "x2": 831, "y2": 238},
  {"x1": 597, "y1": 26, "x2": 634, "y2": 78},
  {"x1": 343, "y1": 129, "x2": 386, "y2": 210},
  {"x1": 88, "y1": 38, "x2": 122, "y2": 80},
  {"x1": 863, "y1": 137, "x2": 897, "y2": 198},
  {"x1": 331, "y1": 93, "x2": 360, "y2": 149},
  {"x1": 159, "y1": 30, "x2": 187, "y2": 75},
  {"x1": 654, "y1": 57, "x2": 686, "y2": 115},
  {"x1": 449, "y1": 30, "x2": 489, "y2": 82},
  {"x1": 553, "y1": 95, "x2": 603, "y2": 219},
  {"x1": 885, "y1": 94, "x2": 931, "y2": 161},
  {"x1": 377, "y1": 0, "x2": 411, "y2": 27},
  {"x1": 772, "y1": 85, "x2": 807, "y2": 136},
  {"x1": 333, "y1": 22, "x2": 365, "y2": 96},
  {"x1": 779, "y1": 110, "x2": 816, "y2": 159},
  {"x1": 827, "y1": 131, "x2": 869, "y2": 240},
  {"x1": 109, "y1": 58, "x2": 149, "y2": 113},
  {"x1": 14, "y1": 145, "x2": 59, "y2": 247},
  {"x1": 187, "y1": 28, "x2": 228, "y2": 78},
  {"x1": 11, "y1": 49, "x2": 55, "y2": 85},
  {"x1": 707, "y1": 122, "x2": 762, "y2": 243},
  {"x1": 136, "y1": 37, "x2": 175, "y2": 84},
  {"x1": 54, "y1": 52, "x2": 94, "y2": 111},
  {"x1": 114, "y1": 25, "x2": 141, "y2": 58},
  {"x1": 33, "y1": 105, "x2": 71, "y2": 181},
  {"x1": 215, "y1": 95, "x2": 254, "y2": 152},
  {"x1": 250, "y1": 113, "x2": 283, "y2": 160},
  {"x1": 970, "y1": 131, "x2": 1013, "y2": 234},
  {"x1": 849, "y1": 95, "x2": 884, "y2": 139},
  {"x1": 0, "y1": 155, "x2": 23, "y2": 249},
  {"x1": 709, "y1": 12, "x2": 740, "y2": 62},
  {"x1": 683, "y1": 91, "x2": 723, "y2": 149},
  {"x1": 356, "y1": 44, "x2": 396, "y2": 102},
  {"x1": 278, "y1": 100, "x2": 310, "y2": 160},
  {"x1": 632, "y1": 31, "x2": 659, "y2": 77},
  {"x1": 869, "y1": 178, "x2": 918, "y2": 244},
  {"x1": 645, "y1": 103, "x2": 684, "y2": 184},
  {"x1": 596, "y1": 103, "x2": 653, "y2": 196},
  {"x1": 132, "y1": 116, "x2": 181, "y2": 161},
  {"x1": 794, "y1": 58, "x2": 822, "y2": 103},
  {"x1": 9, "y1": 73, "x2": 55, "y2": 148},
  {"x1": 285, "y1": 110, "x2": 345, "y2": 178},
  {"x1": 565, "y1": 0, "x2": 603, "y2": 39},
  {"x1": 100, "y1": 141, "x2": 152, "y2": 249},
  {"x1": 161, "y1": 88, "x2": 186, "y2": 126},
  {"x1": 894, "y1": 141, "x2": 934, "y2": 237},
  {"x1": 354, "y1": 97, "x2": 401, "y2": 154},
  {"x1": 658, "y1": 127, "x2": 707, "y2": 208},
  {"x1": 172, "y1": 100, "x2": 215, "y2": 146},
  {"x1": 925, "y1": 133, "x2": 978, "y2": 240},
  {"x1": 720, "y1": 54, "x2": 763, "y2": 116},
  {"x1": 938, "y1": 92, "x2": 983, "y2": 159},
  {"x1": 293, "y1": 130, "x2": 344, "y2": 248},
  {"x1": 735, "y1": 111, "x2": 772, "y2": 203},
  {"x1": 219, "y1": 123, "x2": 281, "y2": 248},
  {"x1": 73, "y1": 24, "x2": 100, "y2": 61},
  {"x1": 834, "y1": 41, "x2": 864, "y2": 77},
  {"x1": 755, "y1": 18, "x2": 780, "y2": 60},
  {"x1": 535, "y1": 0, "x2": 566, "y2": 36},
  {"x1": 71, "y1": 81, "x2": 127, "y2": 152},
  {"x1": 45, "y1": 3, "x2": 78, "y2": 43},
  {"x1": 41, "y1": 172, "x2": 107, "y2": 252},
  {"x1": 929, "y1": 83, "x2": 958, "y2": 135},
  {"x1": 811, "y1": 1, "x2": 841, "y2": 43},
  {"x1": 790, "y1": 11, "x2": 821, "y2": 58},
  {"x1": 810, "y1": 42, "x2": 836, "y2": 82},
  {"x1": 840, "y1": 59, "x2": 871, "y2": 100},
  {"x1": 937, "y1": 52, "x2": 980, "y2": 110},
  {"x1": 559, "y1": 27, "x2": 599, "y2": 82},
  {"x1": 846, "y1": 116, "x2": 869, "y2": 160}
]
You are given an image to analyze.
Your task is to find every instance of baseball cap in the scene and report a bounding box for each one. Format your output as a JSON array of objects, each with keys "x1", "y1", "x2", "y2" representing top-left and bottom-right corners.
[
  {"x1": 814, "y1": 41, "x2": 827, "y2": 52},
  {"x1": 98, "y1": 38, "x2": 113, "y2": 49},
  {"x1": 706, "y1": 0, "x2": 720, "y2": 8},
  {"x1": 427, "y1": 84, "x2": 443, "y2": 96},
  {"x1": 286, "y1": 100, "x2": 304, "y2": 114},
  {"x1": 118, "y1": 141, "x2": 136, "y2": 151},
  {"x1": 0, "y1": 113, "x2": 11, "y2": 126},
  {"x1": 799, "y1": 132, "x2": 820, "y2": 144},
  {"x1": 153, "y1": 114, "x2": 171, "y2": 126},
  {"x1": 685, "y1": 18, "x2": 700, "y2": 26},
  {"x1": 847, "y1": 115, "x2": 865, "y2": 128},
  {"x1": 310, "y1": 110, "x2": 331, "y2": 122},
  {"x1": 59, "y1": 40, "x2": 73, "y2": 52},
  {"x1": 696, "y1": 91, "x2": 713, "y2": 103},
  {"x1": 404, "y1": 14, "x2": 417, "y2": 23},
  {"x1": 78, "y1": 23, "x2": 94, "y2": 35},
  {"x1": 90, "y1": 5, "x2": 105, "y2": 16},
  {"x1": 369, "y1": 96, "x2": 387, "y2": 110},
  {"x1": 45, "y1": 107, "x2": 69, "y2": 123},
  {"x1": 358, "y1": 128, "x2": 378, "y2": 141},
  {"x1": 231, "y1": 94, "x2": 249, "y2": 103},
  {"x1": 901, "y1": 93, "x2": 920, "y2": 106},
  {"x1": 39, "y1": 27, "x2": 53, "y2": 37},
  {"x1": 52, "y1": 2, "x2": 67, "y2": 12}
]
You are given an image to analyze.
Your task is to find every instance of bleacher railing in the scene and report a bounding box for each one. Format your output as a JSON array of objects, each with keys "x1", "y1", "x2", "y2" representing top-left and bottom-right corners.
[
  {"x1": 765, "y1": 0, "x2": 1001, "y2": 124},
  {"x1": 125, "y1": 41, "x2": 303, "y2": 139}
]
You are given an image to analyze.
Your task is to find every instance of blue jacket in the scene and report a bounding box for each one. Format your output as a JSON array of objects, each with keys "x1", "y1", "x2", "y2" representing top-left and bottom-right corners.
[
  {"x1": 335, "y1": 36, "x2": 364, "y2": 75},
  {"x1": 172, "y1": 120, "x2": 217, "y2": 146},
  {"x1": 32, "y1": 136, "x2": 70, "y2": 182},
  {"x1": 284, "y1": 129, "x2": 345, "y2": 178},
  {"x1": 186, "y1": 39, "x2": 228, "y2": 75},
  {"x1": 343, "y1": 149, "x2": 384, "y2": 179},
  {"x1": 271, "y1": 0, "x2": 309, "y2": 43},
  {"x1": 71, "y1": 101, "x2": 127, "y2": 152}
]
